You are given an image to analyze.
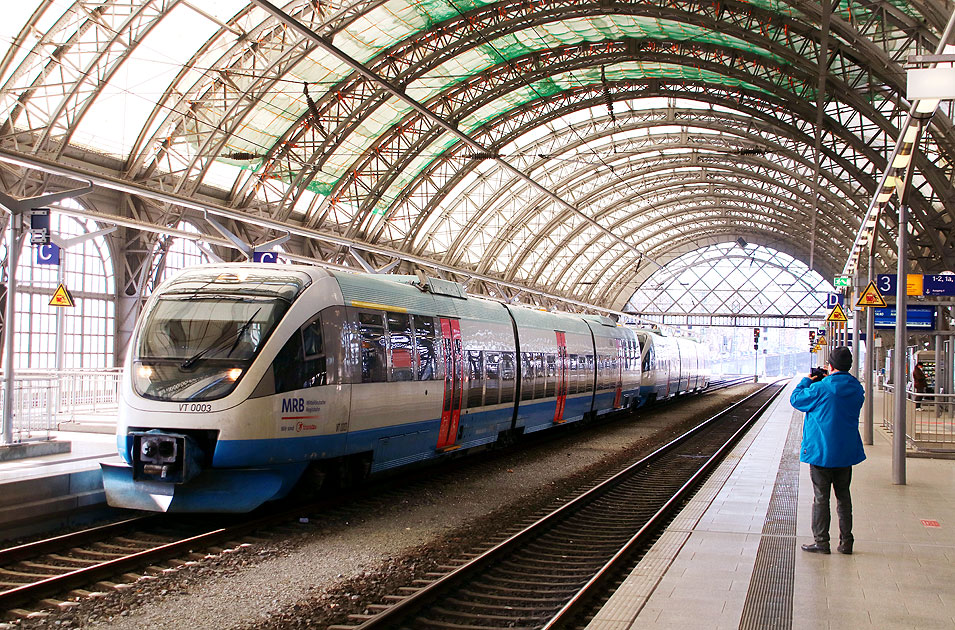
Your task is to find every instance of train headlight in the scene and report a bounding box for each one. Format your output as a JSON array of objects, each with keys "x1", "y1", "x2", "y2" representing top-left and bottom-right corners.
[
  {"x1": 227, "y1": 368, "x2": 243, "y2": 381},
  {"x1": 137, "y1": 364, "x2": 154, "y2": 379}
]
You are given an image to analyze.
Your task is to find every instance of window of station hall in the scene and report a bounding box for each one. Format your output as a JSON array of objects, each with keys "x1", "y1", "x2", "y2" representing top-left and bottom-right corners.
[
  {"x1": 6, "y1": 211, "x2": 116, "y2": 369},
  {"x1": 626, "y1": 242, "x2": 832, "y2": 319},
  {"x1": 143, "y1": 221, "x2": 210, "y2": 295}
]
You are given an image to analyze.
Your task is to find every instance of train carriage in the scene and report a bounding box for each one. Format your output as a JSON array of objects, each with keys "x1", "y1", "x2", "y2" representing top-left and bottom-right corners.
[
  {"x1": 103, "y1": 264, "x2": 708, "y2": 513},
  {"x1": 506, "y1": 307, "x2": 595, "y2": 433}
]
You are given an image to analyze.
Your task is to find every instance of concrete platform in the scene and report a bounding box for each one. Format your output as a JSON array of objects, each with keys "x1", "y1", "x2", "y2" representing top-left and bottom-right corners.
[
  {"x1": 0, "y1": 431, "x2": 121, "y2": 541},
  {"x1": 587, "y1": 377, "x2": 955, "y2": 630}
]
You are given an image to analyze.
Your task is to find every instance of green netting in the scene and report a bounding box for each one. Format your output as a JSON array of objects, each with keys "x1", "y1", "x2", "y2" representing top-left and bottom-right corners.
[{"x1": 212, "y1": 3, "x2": 791, "y2": 202}]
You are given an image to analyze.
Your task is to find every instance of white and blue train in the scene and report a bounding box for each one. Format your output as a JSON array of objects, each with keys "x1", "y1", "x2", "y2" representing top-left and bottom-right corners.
[{"x1": 102, "y1": 265, "x2": 708, "y2": 512}]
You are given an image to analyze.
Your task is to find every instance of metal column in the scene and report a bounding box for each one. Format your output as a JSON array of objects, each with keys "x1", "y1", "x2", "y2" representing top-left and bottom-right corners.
[
  {"x1": 892, "y1": 203, "x2": 908, "y2": 485},
  {"x1": 1, "y1": 214, "x2": 18, "y2": 445},
  {"x1": 852, "y1": 275, "x2": 860, "y2": 378},
  {"x1": 0, "y1": 184, "x2": 90, "y2": 445},
  {"x1": 863, "y1": 247, "x2": 875, "y2": 445}
]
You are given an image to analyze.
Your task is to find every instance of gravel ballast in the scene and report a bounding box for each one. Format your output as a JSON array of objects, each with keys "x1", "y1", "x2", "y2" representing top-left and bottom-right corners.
[{"x1": 3, "y1": 385, "x2": 761, "y2": 630}]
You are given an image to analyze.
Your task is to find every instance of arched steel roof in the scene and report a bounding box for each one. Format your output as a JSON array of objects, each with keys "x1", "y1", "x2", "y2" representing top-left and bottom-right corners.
[{"x1": 1, "y1": 0, "x2": 955, "y2": 314}]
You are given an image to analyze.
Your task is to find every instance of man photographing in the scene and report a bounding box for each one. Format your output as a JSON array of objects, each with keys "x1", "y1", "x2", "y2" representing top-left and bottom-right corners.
[{"x1": 790, "y1": 346, "x2": 866, "y2": 554}]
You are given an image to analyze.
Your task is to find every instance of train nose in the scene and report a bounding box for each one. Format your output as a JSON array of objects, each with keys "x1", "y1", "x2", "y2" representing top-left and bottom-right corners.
[{"x1": 131, "y1": 432, "x2": 201, "y2": 484}]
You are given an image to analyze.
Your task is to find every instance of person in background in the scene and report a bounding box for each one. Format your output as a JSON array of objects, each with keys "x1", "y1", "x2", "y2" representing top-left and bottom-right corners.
[
  {"x1": 790, "y1": 346, "x2": 866, "y2": 555},
  {"x1": 913, "y1": 361, "x2": 927, "y2": 409}
]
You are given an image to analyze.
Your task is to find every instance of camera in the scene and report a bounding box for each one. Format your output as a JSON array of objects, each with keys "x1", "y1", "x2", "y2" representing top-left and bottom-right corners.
[{"x1": 809, "y1": 367, "x2": 828, "y2": 381}]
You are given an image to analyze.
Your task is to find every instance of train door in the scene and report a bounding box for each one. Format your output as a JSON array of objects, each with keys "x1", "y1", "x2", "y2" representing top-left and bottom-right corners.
[
  {"x1": 554, "y1": 331, "x2": 567, "y2": 423},
  {"x1": 437, "y1": 318, "x2": 464, "y2": 450},
  {"x1": 613, "y1": 338, "x2": 625, "y2": 408}
]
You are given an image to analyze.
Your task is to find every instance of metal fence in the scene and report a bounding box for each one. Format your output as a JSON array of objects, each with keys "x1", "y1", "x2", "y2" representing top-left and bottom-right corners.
[
  {"x1": 881, "y1": 384, "x2": 955, "y2": 451},
  {"x1": 0, "y1": 369, "x2": 121, "y2": 442}
]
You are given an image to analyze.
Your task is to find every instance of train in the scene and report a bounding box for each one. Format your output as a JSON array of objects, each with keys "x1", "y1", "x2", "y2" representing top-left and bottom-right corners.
[{"x1": 102, "y1": 265, "x2": 708, "y2": 512}]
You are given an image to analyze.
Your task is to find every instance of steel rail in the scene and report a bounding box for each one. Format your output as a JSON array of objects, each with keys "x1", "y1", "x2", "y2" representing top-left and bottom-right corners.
[
  {"x1": 0, "y1": 380, "x2": 749, "y2": 614},
  {"x1": 542, "y1": 382, "x2": 784, "y2": 629},
  {"x1": 341, "y1": 382, "x2": 783, "y2": 630},
  {"x1": 0, "y1": 517, "x2": 153, "y2": 566}
]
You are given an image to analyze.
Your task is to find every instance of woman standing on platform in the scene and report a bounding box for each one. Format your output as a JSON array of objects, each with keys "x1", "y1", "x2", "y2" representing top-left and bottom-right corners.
[{"x1": 913, "y1": 361, "x2": 927, "y2": 409}]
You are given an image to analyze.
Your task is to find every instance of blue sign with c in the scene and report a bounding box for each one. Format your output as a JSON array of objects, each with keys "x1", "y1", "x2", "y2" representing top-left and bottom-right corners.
[{"x1": 37, "y1": 243, "x2": 60, "y2": 265}]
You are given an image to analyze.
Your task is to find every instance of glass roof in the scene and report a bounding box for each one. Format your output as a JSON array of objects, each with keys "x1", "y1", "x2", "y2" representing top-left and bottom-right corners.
[{"x1": 0, "y1": 0, "x2": 952, "y2": 314}]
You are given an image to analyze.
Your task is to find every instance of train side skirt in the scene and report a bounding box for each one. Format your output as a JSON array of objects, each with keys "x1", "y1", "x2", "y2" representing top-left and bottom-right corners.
[{"x1": 100, "y1": 461, "x2": 307, "y2": 513}]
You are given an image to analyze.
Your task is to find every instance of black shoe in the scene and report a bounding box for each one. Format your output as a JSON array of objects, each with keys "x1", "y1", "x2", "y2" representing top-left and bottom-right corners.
[
  {"x1": 837, "y1": 541, "x2": 853, "y2": 555},
  {"x1": 801, "y1": 543, "x2": 831, "y2": 554}
]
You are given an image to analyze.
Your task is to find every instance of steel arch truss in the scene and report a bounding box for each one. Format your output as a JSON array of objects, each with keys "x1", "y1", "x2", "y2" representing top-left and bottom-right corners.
[{"x1": 1, "y1": 0, "x2": 955, "y2": 317}]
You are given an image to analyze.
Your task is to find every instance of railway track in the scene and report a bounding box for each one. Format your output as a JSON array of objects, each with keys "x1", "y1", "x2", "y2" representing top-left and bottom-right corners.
[
  {"x1": 0, "y1": 381, "x2": 765, "y2": 619},
  {"x1": 331, "y1": 382, "x2": 784, "y2": 630}
]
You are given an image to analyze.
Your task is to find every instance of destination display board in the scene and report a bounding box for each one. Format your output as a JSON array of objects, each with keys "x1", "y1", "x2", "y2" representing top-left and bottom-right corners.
[
  {"x1": 873, "y1": 305, "x2": 937, "y2": 329},
  {"x1": 876, "y1": 274, "x2": 925, "y2": 297},
  {"x1": 923, "y1": 274, "x2": 955, "y2": 296}
]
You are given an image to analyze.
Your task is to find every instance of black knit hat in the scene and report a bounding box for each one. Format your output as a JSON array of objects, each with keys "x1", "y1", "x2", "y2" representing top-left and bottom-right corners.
[{"x1": 829, "y1": 346, "x2": 852, "y2": 372}]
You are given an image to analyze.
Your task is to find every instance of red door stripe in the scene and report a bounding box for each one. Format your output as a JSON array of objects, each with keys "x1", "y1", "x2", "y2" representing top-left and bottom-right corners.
[
  {"x1": 555, "y1": 331, "x2": 567, "y2": 423},
  {"x1": 437, "y1": 318, "x2": 464, "y2": 450}
]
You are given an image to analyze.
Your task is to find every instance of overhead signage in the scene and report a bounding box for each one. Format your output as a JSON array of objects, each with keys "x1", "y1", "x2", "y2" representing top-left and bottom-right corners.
[
  {"x1": 36, "y1": 243, "x2": 60, "y2": 266},
  {"x1": 826, "y1": 293, "x2": 845, "y2": 308},
  {"x1": 876, "y1": 274, "x2": 924, "y2": 297},
  {"x1": 49, "y1": 284, "x2": 74, "y2": 308},
  {"x1": 29, "y1": 209, "x2": 51, "y2": 245},
  {"x1": 833, "y1": 276, "x2": 850, "y2": 288},
  {"x1": 253, "y1": 250, "x2": 278, "y2": 263},
  {"x1": 826, "y1": 304, "x2": 849, "y2": 323},
  {"x1": 873, "y1": 305, "x2": 936, "y2": 330},
  {"x1": 856, "y1": 281, "x2": 887, "y2": 308},
  {"x1": 923, "y1": 274, "x2": 955, "y2": 296}
]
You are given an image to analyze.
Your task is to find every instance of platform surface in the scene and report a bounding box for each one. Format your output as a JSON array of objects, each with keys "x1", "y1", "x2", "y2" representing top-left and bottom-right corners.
[
  {"x1": 587, "y1": 378, "x2": 955, "y2": 630},
  {"x1": 0, "y1": 431, "x2": 119, "y2": 484}
]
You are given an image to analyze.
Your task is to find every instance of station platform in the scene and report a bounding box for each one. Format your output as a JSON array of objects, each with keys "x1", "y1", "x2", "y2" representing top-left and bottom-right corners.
[
  {"x1": 587, "y1": 378, "x2": 955, "y2": 630},
  {"x1": 0, "y1": 431, "x2": 120, "y2": 540}
]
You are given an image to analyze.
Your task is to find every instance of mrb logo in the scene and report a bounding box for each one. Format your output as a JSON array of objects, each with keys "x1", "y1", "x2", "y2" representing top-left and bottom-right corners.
[{"x1": 281, "y1": 397, "x2": 305, "y2": 413}]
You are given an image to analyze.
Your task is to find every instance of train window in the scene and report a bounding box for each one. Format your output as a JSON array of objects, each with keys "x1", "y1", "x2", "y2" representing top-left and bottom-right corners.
[
  {"x1": 583, "y1": 354, "x2": 595, "y2": 392},
  {"x1": 521, "y1": 352, "x2": 534, "y2": 401},
  {"x1": 358, "y1": 312, "x2": 387, "y2": 383},
  {"x1": 534, "y1": 353, "x2": 546, "y2": 399},
  {"x1": 568, "y1": 354, "x2": 578, "y2": 395},
  {"x1": 387, "y1": 312, "x2": 414, "y2": 382},
  {"x1": 500, "y1": 352, "x2": 515, "y2": 404},
  {"x1": 414, "y1": 316, "x2": 437, "y2": 380},
  {"x1": 320, "y1": 306, "x2": 346, "y2": 384},
  {"x1": 301, "y1": 317, "x2": 327, "y2": 388},
  {"x1": 466, "y1": 350, "x2": 484, "y2": 408},
  {"x1": 545, "y1": 354, "x2": 557, "y2": 398},
  {"x1": 273, "y1": 331, "x2": 306, "y2": 394},
  {"x1": 485, "y1": 352, "x2": 501, "y2": 405}
]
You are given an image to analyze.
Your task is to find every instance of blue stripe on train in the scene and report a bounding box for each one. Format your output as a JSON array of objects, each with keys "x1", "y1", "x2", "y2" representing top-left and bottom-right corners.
[{"x1": 211, "y1": 391, "x2": 642, "y2": 472}]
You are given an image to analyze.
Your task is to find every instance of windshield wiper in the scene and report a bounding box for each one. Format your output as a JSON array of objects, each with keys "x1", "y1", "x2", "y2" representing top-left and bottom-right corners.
[{"x1": 180, "y1": 308, "x2": 261, "y2": 369}]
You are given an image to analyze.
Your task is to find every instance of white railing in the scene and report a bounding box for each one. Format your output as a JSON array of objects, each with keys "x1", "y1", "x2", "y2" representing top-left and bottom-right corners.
[
  {"x1": 882, "y1": 384, "x2": 955, "y2": 451},
  {"x1": 0, "y1": 369, "x2": 121, "y2": 442}
]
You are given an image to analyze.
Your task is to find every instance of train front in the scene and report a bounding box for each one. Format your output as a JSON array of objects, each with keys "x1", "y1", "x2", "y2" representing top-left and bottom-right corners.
[{"x1": 101, "y1": 265, "x2": 315, "y2": 512}]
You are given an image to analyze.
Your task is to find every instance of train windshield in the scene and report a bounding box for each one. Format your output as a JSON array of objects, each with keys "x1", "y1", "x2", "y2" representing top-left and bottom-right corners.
[{"x1": 131, "y1": 269, "x2": 310, "y2": 401}]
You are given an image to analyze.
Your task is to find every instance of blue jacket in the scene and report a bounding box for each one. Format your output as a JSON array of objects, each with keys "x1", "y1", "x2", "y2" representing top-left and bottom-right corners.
[{"x1": 790, "y1": 372, "x2": 866, "y2": 467}]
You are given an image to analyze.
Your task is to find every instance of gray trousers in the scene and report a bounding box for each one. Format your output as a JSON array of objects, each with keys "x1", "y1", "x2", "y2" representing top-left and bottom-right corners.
[{"x1": 809, "y1": 464, "x2": 853, "y2": 546}]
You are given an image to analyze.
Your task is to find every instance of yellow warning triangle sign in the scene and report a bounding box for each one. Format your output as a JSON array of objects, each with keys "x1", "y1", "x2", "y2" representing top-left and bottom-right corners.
[
  {"x1": 855, "y1": 281, "x2": 888, "y2": 308},
  {"x1": 817, "y1": 336, "x2": 827, "y2": 346},
  {"x1": 826, "y1": 303, "x2": 849, "y2": 322},
  {"x1": 49, "y1": 284, "x2": 75, "y2": 308}
]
